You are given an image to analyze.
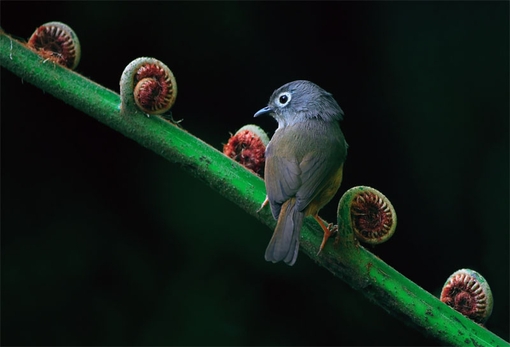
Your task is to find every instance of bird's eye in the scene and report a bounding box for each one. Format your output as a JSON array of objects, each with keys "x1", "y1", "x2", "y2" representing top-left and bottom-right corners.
[{"x1": 276, "y1": 92, "x2": 292, "y2": 107}]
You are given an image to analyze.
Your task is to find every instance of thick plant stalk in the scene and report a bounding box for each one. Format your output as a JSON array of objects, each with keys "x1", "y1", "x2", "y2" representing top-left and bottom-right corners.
[{"x1": 0, "y1": 31, "x2": 507, "y2": 347}]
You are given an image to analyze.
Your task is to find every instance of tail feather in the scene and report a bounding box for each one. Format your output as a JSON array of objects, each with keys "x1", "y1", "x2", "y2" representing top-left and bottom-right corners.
[{"x1": 265, "y1": 198, "x2": 304, "y2": 266}]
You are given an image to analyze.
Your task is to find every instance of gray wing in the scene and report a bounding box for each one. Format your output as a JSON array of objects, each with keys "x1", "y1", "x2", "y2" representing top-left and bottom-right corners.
[
  {"x1": 264, "y1": 143, "x2": 301, "y2": 219},
  {"x1": 294, "y1": 148, "x2": 342, "y2": 211},
  {"x1": 265, "y1": 124, "x2": 346, "y2": 218}
]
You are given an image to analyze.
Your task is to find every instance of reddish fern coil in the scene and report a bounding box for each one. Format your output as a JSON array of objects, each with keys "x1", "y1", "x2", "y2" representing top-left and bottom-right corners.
[
  {"x1": 133, "y1": 62, "x2": 177, "y2": 115},
  {"x1": 223, "y1": 125, "x2": 269, "y2": 177},
  {"x1": 27, "y1": 21, "x2": 81, "y2": 70}
]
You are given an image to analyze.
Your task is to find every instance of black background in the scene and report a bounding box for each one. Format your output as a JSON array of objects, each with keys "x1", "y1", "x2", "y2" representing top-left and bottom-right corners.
[{"x1": 1, "y1": 1, "x2": 509, "y2": 345}]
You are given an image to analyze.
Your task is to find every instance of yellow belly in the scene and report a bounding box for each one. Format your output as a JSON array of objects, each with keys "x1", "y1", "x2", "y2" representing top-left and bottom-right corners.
[{"x1": 305, "y1": 164, "x2": 344, "y2": 216}]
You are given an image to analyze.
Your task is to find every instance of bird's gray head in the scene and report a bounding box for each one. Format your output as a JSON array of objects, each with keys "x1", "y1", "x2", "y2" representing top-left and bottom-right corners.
[{"x1": 254, "y1": 80, "x2": 344, "y2": 127}]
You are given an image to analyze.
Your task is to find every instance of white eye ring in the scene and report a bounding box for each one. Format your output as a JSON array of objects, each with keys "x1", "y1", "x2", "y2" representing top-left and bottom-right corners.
[{"x1": 275, "y1": 92, "x2": 292, "y2": 107}]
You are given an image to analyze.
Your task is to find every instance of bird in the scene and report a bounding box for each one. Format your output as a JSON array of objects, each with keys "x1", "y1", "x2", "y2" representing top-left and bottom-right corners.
[{"x1": 254, "y1": 80, "x2": 347, "y2": 266}]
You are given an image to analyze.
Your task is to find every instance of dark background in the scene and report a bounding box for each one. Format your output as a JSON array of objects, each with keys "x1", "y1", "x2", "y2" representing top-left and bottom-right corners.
[{"x1": 1, "y1": 1, "x2": 508, "y2": 345}]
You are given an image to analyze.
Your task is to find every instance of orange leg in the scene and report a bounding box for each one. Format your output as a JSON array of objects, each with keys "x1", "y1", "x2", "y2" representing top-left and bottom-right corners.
[
  {"x1": 313, "y1": 214, "x2": 338, "y2": 255},
  {"x1": 257, "y1": 196, "x2": 269, "y2": 213}
]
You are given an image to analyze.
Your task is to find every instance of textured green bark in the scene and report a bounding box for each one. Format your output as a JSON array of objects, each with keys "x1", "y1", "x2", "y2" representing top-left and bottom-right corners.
[{"x1": 1, "y1": 30, "x2": 507, "y2": 347}]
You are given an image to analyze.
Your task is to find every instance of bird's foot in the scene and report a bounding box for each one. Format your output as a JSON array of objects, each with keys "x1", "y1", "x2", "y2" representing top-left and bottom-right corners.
[
  {"x1": 257, "y1": 196, "x2": 269, "y2": 213},
  {"x1": 317, "y1": 223, "x2": 338, "y2": 255},
  {"x1": 313, "y1": 215, "x2": 338, "y2": 255}
]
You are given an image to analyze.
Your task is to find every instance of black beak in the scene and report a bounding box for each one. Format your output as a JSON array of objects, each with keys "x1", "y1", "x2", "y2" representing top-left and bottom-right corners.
[{"x1": 254, "y1": 106, "x2": 274, "y2": 117}]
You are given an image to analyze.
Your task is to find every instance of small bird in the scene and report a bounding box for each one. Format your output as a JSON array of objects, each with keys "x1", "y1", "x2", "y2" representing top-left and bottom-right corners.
[{"x1": 254, "y1": 80, "x2": 347, "y2": 266}]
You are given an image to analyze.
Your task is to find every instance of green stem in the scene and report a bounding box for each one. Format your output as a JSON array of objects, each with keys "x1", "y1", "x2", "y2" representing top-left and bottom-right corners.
[{"x1": 1, "y1": 30, "x2": 507, "y2": 347}]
